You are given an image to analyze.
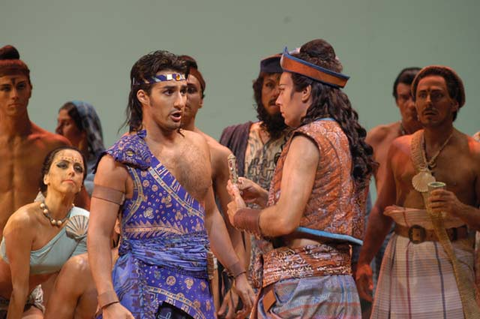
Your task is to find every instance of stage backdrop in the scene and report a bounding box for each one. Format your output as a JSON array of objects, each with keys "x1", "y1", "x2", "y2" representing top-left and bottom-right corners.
[{"x1": 2, "y1": 1, "x2": 479, "y2": 192}]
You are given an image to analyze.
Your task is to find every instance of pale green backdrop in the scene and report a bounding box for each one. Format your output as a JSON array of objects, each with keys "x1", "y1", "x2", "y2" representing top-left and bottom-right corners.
[{"x1": 1, "y1": 0, "x2": 479, "y2": 149}]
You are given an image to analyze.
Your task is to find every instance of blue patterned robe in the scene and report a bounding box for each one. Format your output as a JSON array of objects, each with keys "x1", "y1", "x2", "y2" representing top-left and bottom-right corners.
[{"x1": 106, "y1": 131, "x2": 214, "y2": 319}]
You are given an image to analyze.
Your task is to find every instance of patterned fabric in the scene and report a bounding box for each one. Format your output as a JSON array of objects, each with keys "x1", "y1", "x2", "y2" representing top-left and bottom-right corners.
[
  {"x1": 250, "y1": 119, "x2": 364, "y2": 317},
  {"x1": 105, "y1": 131, "x2": 214, "y2": 319},
  {"x1": 244, "y1": 123, "x2": 289, "y2": 192},
  {"x1": 255, "y1": 276, "x2": 361, "y2": 319},
  {"x1": 71, "y1": 101, "x2": 105, "y2": 195},
  {"x1": 268, "y1": 119, "x2": 366, "y2": 241},
  {"x1": 261, "y1": 243, "x2": 352, "y2": 287},
  {"x1": 244, "y1": 123, "x2": 289, "y2": 289},
  {"x1": 220, "y1": 121, "x2": 289, "y2": 290},
  {"x1": 372, "y1": 205, "x2": 475, "y2": 318}
]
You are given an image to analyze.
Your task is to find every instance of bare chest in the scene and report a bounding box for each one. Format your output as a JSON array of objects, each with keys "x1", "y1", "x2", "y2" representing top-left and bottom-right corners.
[
  {"x1": 0, "y1": 139, "x2": 49, "y2": 223},
  {"x1": 157, "y1": 144, "x2": 212, "y2": 203},
  {"x1": 394, "y1": 147, "x2": 477, "y2": 206}
]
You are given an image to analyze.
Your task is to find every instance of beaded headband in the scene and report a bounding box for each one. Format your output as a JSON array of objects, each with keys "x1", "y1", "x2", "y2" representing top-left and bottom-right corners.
[
  {"x1": 280, "y1": 47, "x2": 349, "y2": 88},
  {"x1": 132, "y1": 73, "x2": 186, "y2": 86}
]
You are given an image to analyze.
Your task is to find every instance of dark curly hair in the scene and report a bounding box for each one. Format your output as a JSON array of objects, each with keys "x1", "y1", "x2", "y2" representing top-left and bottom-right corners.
[
  {"x1": 39, "y1": 146, "x2": 87, "y2": 195},
  {"x1": 253, "y1": 72, "x2": 288, "y2": 139},
  {"x1": 290, "y1": 39, "x2": 376, "y2": 190},
  {"x1": 124, "y1": 50, "x2": 188, "y2": 132}
]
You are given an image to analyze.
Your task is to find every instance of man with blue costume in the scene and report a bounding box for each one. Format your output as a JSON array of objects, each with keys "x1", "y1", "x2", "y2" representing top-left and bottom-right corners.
[
  {"x1": 88, "y1": 50, "x2": 252, "y2": 319},
  {"x1": 227, "y1": 39, "x2": 375, "y2": 318}
]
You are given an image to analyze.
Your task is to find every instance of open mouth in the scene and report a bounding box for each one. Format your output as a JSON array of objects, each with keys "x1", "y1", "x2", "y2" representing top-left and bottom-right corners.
[{"x1": 170, "y1": 111, "x2": 182, "y2": 122}]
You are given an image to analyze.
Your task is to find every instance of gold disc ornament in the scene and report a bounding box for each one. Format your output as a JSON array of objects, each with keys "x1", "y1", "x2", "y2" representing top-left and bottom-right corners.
[{"x1": 412, "y1": 169, "x2": 436, "y2": 193}]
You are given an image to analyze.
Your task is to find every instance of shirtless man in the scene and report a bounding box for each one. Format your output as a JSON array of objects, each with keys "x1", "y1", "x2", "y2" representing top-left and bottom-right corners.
[
  {"x1": 0, "y1": 45, "x2": 72, "y2": 238},
  {"x1": 356, "y1": 65, "x2": 480, "y2": 318},
  {"x1": 361, "y1": 68, "x2": 421, "y2": 315},
  {"x1": 180, "y1": 55, "x2": 247, "y2": 316},
  {"x1": 88, "y1": 50, "x2": 253, "y2": 319},
  {"x1": 367, "y1": 67, "x2": 421, "y2": 193}
]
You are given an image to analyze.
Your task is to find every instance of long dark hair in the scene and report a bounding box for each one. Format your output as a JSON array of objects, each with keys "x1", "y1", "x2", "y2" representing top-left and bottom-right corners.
[
  {"x1": 291, "y1": 39, "x2": 376, "y2": 190},
  {"x1": 123, "y1": 50, "x2": 187, "y2": 132}
]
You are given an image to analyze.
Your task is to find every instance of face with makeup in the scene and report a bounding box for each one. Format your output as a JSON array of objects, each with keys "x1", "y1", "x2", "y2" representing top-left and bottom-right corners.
[{"x1": 42, "y1": 149, "x2": 86, "y2": 196}]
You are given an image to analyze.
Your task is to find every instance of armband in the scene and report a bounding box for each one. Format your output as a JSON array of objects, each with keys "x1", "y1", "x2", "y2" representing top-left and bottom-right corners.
[
  {"x1": 97, "y1": 290, "x2": 119, "y2": 309},
  {"x1": 225, "y1": 261, "x2": 246, "y2": 279},
  {"x1": 92, "y1": 184, "x2": 125, "y2": 205}
]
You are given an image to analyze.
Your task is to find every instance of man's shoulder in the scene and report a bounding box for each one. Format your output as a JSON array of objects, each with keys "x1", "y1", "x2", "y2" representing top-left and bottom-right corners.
[
  {"x1": 219, "y1": 121, "x2": 254, "y2": 143},
  {"x1": 389, "y1": 134, "x2": 413, "y2": 156},
  {"x1": 200, "y1": 132, "x2": 232, "y2": 157},
  {"x1": 183, "y1": 129, "x2": 207, "y2": 144},
  {"x1": 30, "y1": 125, "x2": 69, "y2": 148},
  {"x1": 463, "y1": 132, "x2": 480, "y2": 158},
  {"x1": 366, "y1": 122, "x2": 399, "y2": 146},
  {"x1": 473, "y1": 131, "x2": 480, "y2": 142}
]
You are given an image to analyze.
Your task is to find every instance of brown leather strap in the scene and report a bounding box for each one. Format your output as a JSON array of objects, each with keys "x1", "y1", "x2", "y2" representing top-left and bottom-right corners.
[
  {"x1": 225, "y1": 261, "x2": 246, "y2": 279},
  {"x1": 92, "y1": 184, "x2": 125, "y2": 205},
  {"x1": 233, "y1": 208, "x2": 262, "y2": 238},
  {"x1": 395, "y1": 224, "x2": 468, "y2": 244},
  {"x1": 261, "y1": 284, "x2": 276, "y2": 314},
  {"x1": 97, "y1": 290, "x2": 119, "y2": 309}
]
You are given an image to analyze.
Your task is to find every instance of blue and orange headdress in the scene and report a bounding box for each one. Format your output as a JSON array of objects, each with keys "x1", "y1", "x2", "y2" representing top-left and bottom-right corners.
[{"x1": 280, "y1": 47, "x2": 349, "y2": 88}]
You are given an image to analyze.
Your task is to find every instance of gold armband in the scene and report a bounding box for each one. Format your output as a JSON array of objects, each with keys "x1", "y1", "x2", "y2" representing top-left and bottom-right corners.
[
  {"x1": 92, "y1": 184, "x2": 125, "y2": 205},
  {"x1": 97, "y1": 290, "x2": 119, "y2": 309}
]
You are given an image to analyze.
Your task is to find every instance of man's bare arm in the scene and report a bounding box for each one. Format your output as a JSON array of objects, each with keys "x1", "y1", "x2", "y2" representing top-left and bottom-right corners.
[
  {"x1": 204, "y1": 185, "x2": 254, "y2": 317},
  {"x1": 212, "y1": 146, "x2": 246, "y2": 264},
  {"x1": 356, "y1": 143, "x2": 398, "y2": 301},
  {"x1": 87, "y1": 156, "x2": 133, "y2": 319},
  {"x1": 257, "y1": 135, "x2": 318, "y2": 237}
]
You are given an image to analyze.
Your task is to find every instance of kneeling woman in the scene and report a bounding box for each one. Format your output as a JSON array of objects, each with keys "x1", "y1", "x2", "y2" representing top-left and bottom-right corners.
[{"x1": 0, "y1": 146, "x2": 89, "y2": 318}]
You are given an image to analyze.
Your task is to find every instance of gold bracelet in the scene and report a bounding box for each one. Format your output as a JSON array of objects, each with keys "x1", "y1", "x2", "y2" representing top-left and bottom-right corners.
[{"x1": 97, "y1": 290, "x2": 119, "y2": 309}]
